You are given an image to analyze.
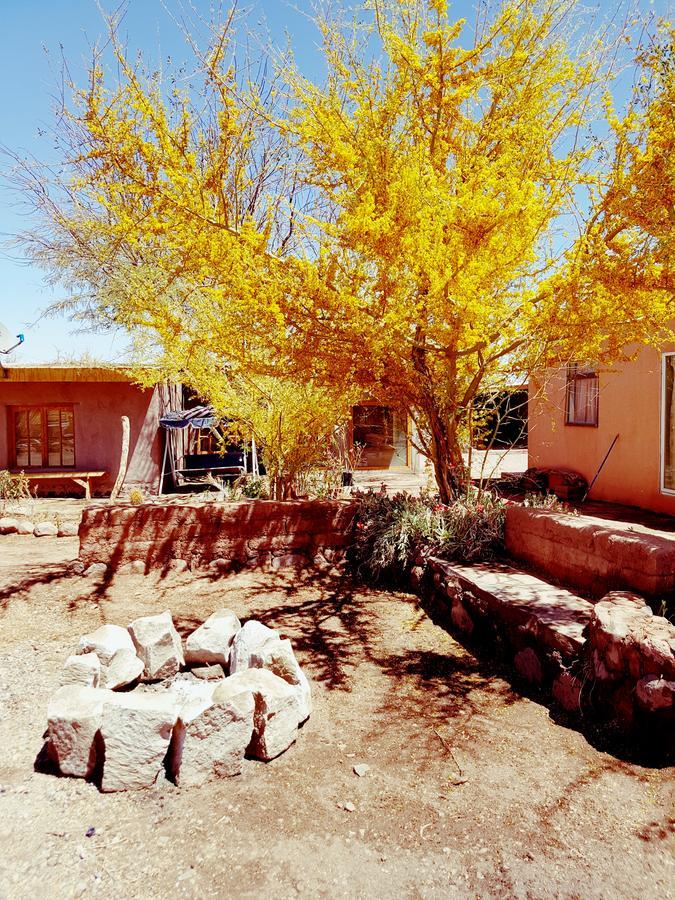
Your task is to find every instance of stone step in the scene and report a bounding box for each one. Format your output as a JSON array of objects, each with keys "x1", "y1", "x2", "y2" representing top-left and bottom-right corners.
[
  {"x1": 505, "y1": 505, "x2": 675, "y2": 597},
  {"x1": 427, "y1": 558, "x2": 594, "y2": 659}
]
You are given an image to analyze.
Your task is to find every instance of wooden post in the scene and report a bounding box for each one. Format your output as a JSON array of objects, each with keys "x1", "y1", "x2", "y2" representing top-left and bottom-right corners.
[{"x1": 110, "y1": 416, "x2": 130, "y2": 502}]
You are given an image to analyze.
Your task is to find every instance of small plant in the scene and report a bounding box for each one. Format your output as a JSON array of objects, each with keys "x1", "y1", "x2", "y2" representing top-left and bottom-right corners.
[
  {"x1": 238, "y1": 475, "x2": 269, "y2": 499},
  {"x1": 128, "y1": 487, "x2": 145, "y2": 506},
  {"x1": 0, "y1": 470, "x2": 31, "y2": 504},
  {"x1": 522, "y1": 492, "x2": 567, "y2": 512}
]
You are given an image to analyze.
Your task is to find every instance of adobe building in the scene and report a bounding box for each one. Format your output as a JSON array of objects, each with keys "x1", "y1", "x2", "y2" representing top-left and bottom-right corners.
[
  {"x1": 0, "y1": 365, "x2": 175, "y2": 496},
  {"x1": 529, "y1": 341, "x2": 675, "y2": 515}
]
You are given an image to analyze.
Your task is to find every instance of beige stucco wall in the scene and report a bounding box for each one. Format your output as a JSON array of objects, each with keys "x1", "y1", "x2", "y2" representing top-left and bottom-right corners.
[{"x1": 529, "y1": 342, "x2": 675, "y2": 515}]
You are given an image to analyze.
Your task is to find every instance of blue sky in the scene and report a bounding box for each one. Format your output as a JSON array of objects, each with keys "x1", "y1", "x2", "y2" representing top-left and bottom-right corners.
[{"x1": 0, "y1": 0, "x2": 667, "y2": 362}]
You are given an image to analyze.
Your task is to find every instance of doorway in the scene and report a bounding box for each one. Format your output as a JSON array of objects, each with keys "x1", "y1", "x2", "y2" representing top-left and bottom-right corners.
[{"x1": 352, "y1": 405, "x2": 409, "y2": 469}]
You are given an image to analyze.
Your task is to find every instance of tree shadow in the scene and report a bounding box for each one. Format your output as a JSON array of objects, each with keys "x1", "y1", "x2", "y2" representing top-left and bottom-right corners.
[
  {"x1": 219, "y1": 569, "x2": 381, "y2": 691},
  {"x1": 0, "y1": 559, "x2": 76, "y2": 611}
]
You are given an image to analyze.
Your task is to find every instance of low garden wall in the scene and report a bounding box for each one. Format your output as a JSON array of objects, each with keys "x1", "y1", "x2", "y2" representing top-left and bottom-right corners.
[
  {"x1": 504, "y1": 505, "x2": 675, "y2": 596},
  {"x1": 412, "y1": 557, "x2": 675, "y2": 734},
  {"x1": 79, "y1": 500, "x2": 356, "y2": 573}
]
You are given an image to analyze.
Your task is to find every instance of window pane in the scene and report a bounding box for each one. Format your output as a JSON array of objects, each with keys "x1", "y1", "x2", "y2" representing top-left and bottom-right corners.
[
  {"x1": 61, "y1": 409, "x2": 75, "y2": 466},
  {"x1": 566, "y1": 366, "x2": 599, "y2": 426},
  {"x1": 47, "y1": 408, "x2": 62, "y2": 466},
  {"x1": 14, "y1": 410, "x2": 29, "y2": 467},
  {"x1": 28, "y1": 409, "x2": 43, "y2": 467},
  {"x1": 665, "y1": 356, "x2": 675, "y2": 491}
]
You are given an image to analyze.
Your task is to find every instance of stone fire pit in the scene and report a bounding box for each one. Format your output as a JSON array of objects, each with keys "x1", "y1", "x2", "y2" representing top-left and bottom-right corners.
[{"x1": 44, "y1": 610, "x2": 311, "y2": 791}]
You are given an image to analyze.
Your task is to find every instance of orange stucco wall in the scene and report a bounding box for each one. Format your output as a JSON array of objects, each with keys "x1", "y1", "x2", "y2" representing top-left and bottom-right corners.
[
  {"x1": 0, "y1": 379, "x2": 169, "y2": 495},
  {"x1": 529, "y1": 343, "x2": 675, "y2": 515}
]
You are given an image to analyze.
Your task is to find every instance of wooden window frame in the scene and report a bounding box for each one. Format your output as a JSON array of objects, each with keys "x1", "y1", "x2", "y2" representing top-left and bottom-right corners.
[
  {"x1": 565, "y1": 364, "x2": 599, "y2": 427},
  {"x1": 8, "y1": 404, "x2": 76, "y2": 470}
]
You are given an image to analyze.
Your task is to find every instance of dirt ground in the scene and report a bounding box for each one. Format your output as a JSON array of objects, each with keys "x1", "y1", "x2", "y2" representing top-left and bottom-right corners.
[{"x1": 0, "y1": 536, "x2": 673, "y2": 900}]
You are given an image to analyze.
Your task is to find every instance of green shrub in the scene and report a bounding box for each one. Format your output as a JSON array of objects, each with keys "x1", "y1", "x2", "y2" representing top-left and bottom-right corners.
[
  {"x1": 352, "y1": 490, "x2": 506, "y2": 583},
  {"x1": 239, "y1": 475, "x2": 270, "y2": 499},
  {"x1": 0, "y1": 470, "x2": 31, "y2": 503}
]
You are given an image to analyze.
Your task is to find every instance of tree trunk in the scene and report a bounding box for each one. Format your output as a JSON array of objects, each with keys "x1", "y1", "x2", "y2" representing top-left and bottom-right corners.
[{"x1": 426, "y1": 406, "x2": 464, "y2": 504}]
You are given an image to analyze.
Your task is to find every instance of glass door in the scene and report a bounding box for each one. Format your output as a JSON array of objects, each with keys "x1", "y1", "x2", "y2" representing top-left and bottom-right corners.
[{"x1": 352, "y1": 405, "x2": 408, "y2": 468}]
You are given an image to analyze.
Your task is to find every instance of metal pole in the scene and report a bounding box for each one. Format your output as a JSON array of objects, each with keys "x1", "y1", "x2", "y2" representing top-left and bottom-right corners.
[
  {"x1": 158, "y1": 433, "x2": 168, "y2": 496},
  {"x1": 583, "y1": 433, "x2": 620, "y2": 502}
]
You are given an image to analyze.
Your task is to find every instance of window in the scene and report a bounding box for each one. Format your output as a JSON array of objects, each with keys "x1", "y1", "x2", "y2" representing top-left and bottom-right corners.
[
  {"x1": 662, "y1": 353, "x2": 675, "y2": 493},
  {"x1": 565, "y1": 364, "x2": 599, "y2": 426},
  {"x1": 11, "y1": 406, "x2": 75, "y2": 469},
  {"x1": 189, "y1": 427, "x2": 222, "y2": 455}
]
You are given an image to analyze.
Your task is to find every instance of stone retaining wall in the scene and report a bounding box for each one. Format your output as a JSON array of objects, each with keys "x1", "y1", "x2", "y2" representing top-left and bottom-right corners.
[
  {"x1": 505, "y1": 505, "x2": 675, "y2": 596},
  {"x1": 413, "y1": 557, "x2": 674, "y2": 734},
  {"x1": 79, "y1": 500, "x2": 356, "y2": 573}
]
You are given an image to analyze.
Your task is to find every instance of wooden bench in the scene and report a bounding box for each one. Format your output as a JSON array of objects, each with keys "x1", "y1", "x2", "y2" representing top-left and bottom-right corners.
[{"x1": 19, "y1": 470, "x2": 107, "y2": 500}]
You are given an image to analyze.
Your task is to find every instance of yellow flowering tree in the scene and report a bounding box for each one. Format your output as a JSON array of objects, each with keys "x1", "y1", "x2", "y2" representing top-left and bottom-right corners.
[
  {"x1": 11, "y1": 1, "x2": 673, "y2": 502},
  {"x1": 558, "y1": 23, "x2": 674, "y2": 359}
]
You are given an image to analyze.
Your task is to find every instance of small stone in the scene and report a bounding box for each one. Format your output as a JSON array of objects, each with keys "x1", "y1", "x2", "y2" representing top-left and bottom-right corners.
[
  {"x1": 191, "y1": 664, "x2": 226, "y2": 681},
  {"x1": 79, "y1": 624, "x2": 135, "y2": 666},
  {"x1": 185, "y1": 609, "x2": 241, "y2": 668},
  {"x1": 70, "y1": 560, "x2": 85, "y2": 575},
  {"x1": 103, "y1": 648, "x2": 144, "y2": 690},
  {"x1": 58, "y1": 522, "x2": 79, "y2": 537},
  {"x1": 16, "y1": 521, "x2": 35, "y2": 535},
  {"x1": 0, "y1": 517, "x2": 19, "y2": 535},
  {"x1": 100, "y1": 692, "x2": 178, "y2": 792},
  {"x1": 34, "y1": 522, "x2": 58, "y2": 537},
  {"x1": 229, "y1": 620, "x2": 280, "y2": 674},
  {"x1": 249, "y1": 638, "x2": 311, "y2": 722},
  {"x1": 342, "y1": 802, "x2": 356, "y2": 812},
  {"x1": 223, "y1": 668, "x2": 300, "y2": 761},
  {"x1": 61, "y1": 653, "x2": 101, "y2": 689},
  {"x1": 168, "y1": 559, "x2": 188, "y2": 573},
  {"x1": 635, "y1": 675, "x2": 674, "y2": 712},
  {"x1": 118, "y1": 560, "x2": 147, "y2": 575},
  {"x1": 207, "y1": 558, "x2": 231, "y2": 574},
  {"x1": 353, "y1": 763, "x2": 370, "y2": 777},
  {"x1": 47, "y1": 685, "x2": 109, "y2": 778},
  {"x1": 552, "y1": 671, "x2": 582, "y2": 712},
  {"x1": 128, "y1": 610, "x2": 185, "y2": 681},
  {"x1": 84, "y1": 563, "x2": 107, "y2": 577},
  {"x1": 514, "y1": 647, "x2": 543, "y2": 684}
]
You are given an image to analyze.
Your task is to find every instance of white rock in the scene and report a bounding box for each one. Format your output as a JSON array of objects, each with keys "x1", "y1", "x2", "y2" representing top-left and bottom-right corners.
[
  {"x1": 57, "y1": 522, "x2": 79, "y2": 537},
  {"x1": 103, "y1": 648, "x2": 144, "y2": 690},
  {"x1": 185, "y1": 609, "x2": 241, "y2": 668},
  {"x1": 100, "y1": 692, "x2": 178, "y2": 792},
  {"x1": 78, "y1": 624, "x2": 135, "y2": 666},
  {"x1": 61, "y1": 653, "x2": 101, "y2": 688},
  {"x1": 34, "y1": 521, "x2": 58, "y2": 537},
  {"x1": 16, "y1": 521, "x2": 35, "y2": 535},
  {"x1": 0, "y1": 517, "x2": 19, "y2": 535},
  {"x1": 47, "y1": 685, "x2": 109, "y2": 778},
  {"x1": 191, "y1": 664, "x2": 226, "y2": 681},
  {"x1": 250, "y1": 638, "x2": 311, "y2": 722},
  {"x1": 167, "y1": 675, "x2": 217, "y2": 720},
  {"x1": 128, "y1": 610, "x2": 185, "y2": 681},
  {"x1": 84, "y1": 562, "x2": 107, "y2": 577},
  {"x1": 224, "y1": 668, "x2": 300, "y2": 761},
  {"x1": 229, "y1": 620, "x2": 280, "y2": 674},
  {"x1": 168, "y1": 680, "x2": 254, "y2": 787}
]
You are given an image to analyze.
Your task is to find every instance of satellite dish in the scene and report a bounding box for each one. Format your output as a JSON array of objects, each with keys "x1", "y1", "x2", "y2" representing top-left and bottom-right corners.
[{"x1": 0, "y1": 321, "x2": 25, "y2": 355}]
